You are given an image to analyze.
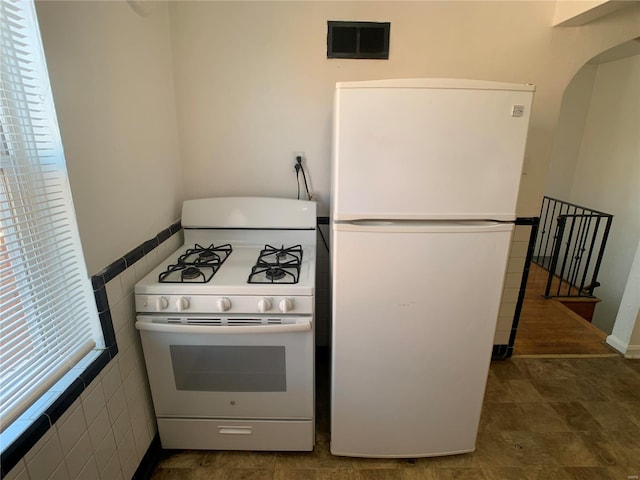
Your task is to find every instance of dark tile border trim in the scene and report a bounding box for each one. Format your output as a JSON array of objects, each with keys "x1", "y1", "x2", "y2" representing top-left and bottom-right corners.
[
  {"x1": 492, "y1": 344, "x2": 510, "y2": 359},
  {"x1": 0, "y1": 416, "x2": 49, "y2": 479},
  {"x1": 0, "y1": 221, "x2": 181, "y2": 478},
  {"x1": 514, "y1": 217, "x2": 539, "y2": 226},
  {"x1": 132, "y1": 433, "x2": 162, "y2": 480},
  {"x1": 492, "y1": 217, "x2": 540, "y2": 361}
]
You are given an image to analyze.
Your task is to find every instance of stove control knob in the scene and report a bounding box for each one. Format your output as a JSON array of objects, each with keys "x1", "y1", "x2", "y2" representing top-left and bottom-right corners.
[
  {"x1": 156, "y1": 296, "x2": 169, "y2": 311},
  {"x1": 279, "y1": 298, "x2": 294, "y2": 313},
  {"x1": 257, "y1": 298, "x2": 272, "y2": 313},
  {"x1": 217, "y1": 297, "x2": 231, "y2": 312},
  {"x1": 176, "y1": 297, "x2": 190, "y2": 312}
]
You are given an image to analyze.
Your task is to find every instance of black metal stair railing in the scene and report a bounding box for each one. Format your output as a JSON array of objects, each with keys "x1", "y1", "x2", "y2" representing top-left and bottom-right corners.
[{"x1": 533, "y1": 196, "x2": 613, "y2": 298}]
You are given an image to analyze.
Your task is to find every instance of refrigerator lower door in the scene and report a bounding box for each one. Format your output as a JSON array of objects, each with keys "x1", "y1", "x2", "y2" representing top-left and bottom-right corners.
[{"x1": 330, "y1": 220, "x2": 513, "y2": 458}]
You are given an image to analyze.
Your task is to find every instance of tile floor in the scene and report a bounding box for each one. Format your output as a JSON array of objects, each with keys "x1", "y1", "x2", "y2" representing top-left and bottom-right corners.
[{"x1": 151, "y1": 351, "x2": 640, "y2": 480}]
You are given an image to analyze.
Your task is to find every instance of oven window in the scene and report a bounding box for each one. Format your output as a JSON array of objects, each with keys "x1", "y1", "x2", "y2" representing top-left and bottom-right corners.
[{"x1": 170, "y1": 345, "x2": 287, "y2": 392}]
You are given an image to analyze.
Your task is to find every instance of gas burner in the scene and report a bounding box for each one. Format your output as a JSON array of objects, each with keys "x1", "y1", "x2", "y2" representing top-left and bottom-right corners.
[
  {"x1": 258, "y1": 244, "x2": 303, "y2": 267},
  {"x1": 248, "y1": 264, "x2": 299, "y2": 284},
  {"x1": 198, "y1": 251, "x2": 218, "y2": 263},
  {"x1": 248, "y1": 244, "x2": 303, "y2": 284},
  {"x1": 159, "y1": 264, "x2": 216, "y2": 283},
  {"x1": 178, "y1": 243, "x2": 232, "y2": 266},
  {"x1": 181, "y1": 266, "x2": 202, "y2": 280},
  {"x1": 159, "y1": 243, "x2": 232, "y2": 283},
  {"x1": 265, "y1": 267, "x2": 286, "y2": 280}
]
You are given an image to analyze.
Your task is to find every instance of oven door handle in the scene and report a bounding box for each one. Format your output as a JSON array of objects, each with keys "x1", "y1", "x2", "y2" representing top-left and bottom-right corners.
[{"x1": 135, "y1": 320, "x2": 311, "y2": 334}]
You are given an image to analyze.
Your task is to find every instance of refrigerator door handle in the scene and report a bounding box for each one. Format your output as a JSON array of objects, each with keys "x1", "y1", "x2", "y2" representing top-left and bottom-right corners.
[{"x1": 333, "y1": 220, "x2": 514, "y2": 234}]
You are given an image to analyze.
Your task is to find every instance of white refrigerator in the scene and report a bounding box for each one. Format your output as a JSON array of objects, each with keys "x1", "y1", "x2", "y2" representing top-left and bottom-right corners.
[{"x1": 330, "y1": 78, "x2": 534, "y2": 458}]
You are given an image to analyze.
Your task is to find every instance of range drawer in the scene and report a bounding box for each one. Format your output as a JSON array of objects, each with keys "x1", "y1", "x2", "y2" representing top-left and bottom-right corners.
[{"x1": 157, "y1": 418, "x2": 314, "y2": 451}]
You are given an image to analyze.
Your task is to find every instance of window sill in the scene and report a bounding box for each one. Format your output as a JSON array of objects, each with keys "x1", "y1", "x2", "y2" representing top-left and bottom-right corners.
[
  {"x1": 0, "y1": 348, "x2": 115, "y2": 476},
  {"x1": 1, "y1": 349, "x2": 104, "y2": 452}
]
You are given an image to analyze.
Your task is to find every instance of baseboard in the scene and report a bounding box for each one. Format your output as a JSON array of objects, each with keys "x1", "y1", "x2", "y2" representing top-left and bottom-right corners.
[
  {"x1": 492, "y1": 344, "x2": 511, "y2": 360},
  {"x1": 606, "y1": 334, "x2": 640, "y2": 359},
  {"x1": 133, "y1": 433, "x2": 162, "y2": 480},
  {"x1": 623, "y1": 345, "x2": 640, "y2": 359}
]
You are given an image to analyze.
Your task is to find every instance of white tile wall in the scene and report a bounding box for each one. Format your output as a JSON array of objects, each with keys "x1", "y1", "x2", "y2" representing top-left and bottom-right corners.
[
  {"x1": 493, "y1": 224, "x2": 532, "y2": 345},
  {"x1": 56, "y1": 404, "x2": 86, "y2": 454},
  {"x1": 3, "y1": 460, "x2": 28, "y2": 480},
  {"x1": 7, "y1": 232, "x2": 184, "y2": 480},
  {"x1": 75, "y1": 457, "x2": 99, "y2": 480},
  {"x1": 65, "y1": 432, "x2": 93, "y2": 479},
  {"x1": 24, "y1": 429, "x2": 65, "y2": 479}
]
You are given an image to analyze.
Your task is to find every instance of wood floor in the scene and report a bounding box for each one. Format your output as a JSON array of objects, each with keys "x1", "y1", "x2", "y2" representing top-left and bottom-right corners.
[{"x1": 513, "y1": 263, "x2": 616, "y2": 356}]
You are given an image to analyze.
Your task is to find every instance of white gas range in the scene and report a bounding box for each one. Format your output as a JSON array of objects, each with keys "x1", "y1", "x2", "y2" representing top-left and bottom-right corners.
[{"x1": 135, "y1": 197, "x2": 316, "y2": 451}]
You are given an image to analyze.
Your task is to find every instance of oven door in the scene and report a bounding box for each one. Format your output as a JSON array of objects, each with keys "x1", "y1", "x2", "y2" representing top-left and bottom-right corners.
[{"x1": 135, "y1": 314, "x2": 314, "y2": 419}]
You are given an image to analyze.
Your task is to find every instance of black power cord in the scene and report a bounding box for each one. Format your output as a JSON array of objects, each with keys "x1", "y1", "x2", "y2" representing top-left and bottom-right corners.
[
  {"x1": 295, "y1": 156, "x2": 311, "y2": 201},
  {"x1": 293, "y1": 156, "x2": 328, "y2": 253},
  {"x1": 295, "y1": 159, "x2": 301, "y2": 200}
]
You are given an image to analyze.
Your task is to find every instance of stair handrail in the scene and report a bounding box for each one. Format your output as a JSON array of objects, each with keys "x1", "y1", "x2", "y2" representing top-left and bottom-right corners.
[{"x1": 534, "y1": 196, "x2": 613, "y2": 298}]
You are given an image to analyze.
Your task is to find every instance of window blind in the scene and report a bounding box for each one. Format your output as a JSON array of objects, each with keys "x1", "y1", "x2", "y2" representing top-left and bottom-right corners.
[{"x1": 0, "y1": 0, "x2": 104, "y2": 433}]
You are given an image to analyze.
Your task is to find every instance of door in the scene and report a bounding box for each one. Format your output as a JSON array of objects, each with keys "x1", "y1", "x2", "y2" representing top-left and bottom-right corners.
[
  {"x1": 330, "y1": 220, "x2": 512, "y2": 457},
  {"x1": 332, "y1": 79, "x2": 534, "y2": 220},
  {"x1": 136, "y1": 316, "x2": 314, "y2": 419}
]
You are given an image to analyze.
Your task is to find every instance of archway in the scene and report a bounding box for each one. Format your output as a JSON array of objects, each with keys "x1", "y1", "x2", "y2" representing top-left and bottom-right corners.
[{"x1": 514, "y1": 38, "x2": 640, "y2": 356}]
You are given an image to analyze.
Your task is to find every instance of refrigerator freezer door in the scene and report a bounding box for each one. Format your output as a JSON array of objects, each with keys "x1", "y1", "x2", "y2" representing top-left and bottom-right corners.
[
  {"x1": 330, "y1": 221, "x2": 513, "y2": 457},
  {"x1": 332, "y1": 80, "x2": 534, "y2": 221}
]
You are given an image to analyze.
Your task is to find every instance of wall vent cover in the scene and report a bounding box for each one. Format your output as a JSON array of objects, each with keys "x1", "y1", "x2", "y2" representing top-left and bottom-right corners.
[{"x1": 327, "y1": 21, "x2": 390, "y2": 59}]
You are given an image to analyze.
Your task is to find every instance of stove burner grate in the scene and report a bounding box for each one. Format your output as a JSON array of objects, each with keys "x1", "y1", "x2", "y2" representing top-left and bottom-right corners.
[
  {"x1": 178, "y1": 243, "x2": 232, "y2": 267},
  {"x1": 248, "y1": 244, "x2": 302, "y2": 284},
  {"x1": 159, "y1": 243, "x2": 232, "y2": 283},
  {"x1": 248, "y1": 264, "x2": 299, "y2": 284},
  {"x1": 257, "y1": 244, "x2": 303, "y2": 267}
]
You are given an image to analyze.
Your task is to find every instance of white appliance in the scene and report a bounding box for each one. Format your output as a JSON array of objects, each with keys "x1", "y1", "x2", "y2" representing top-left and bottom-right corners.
[
  {"x1": 135, "y1": 197, "x2": 316, "y2": 451},
  {"x1": 330, "y1": 78, "x2": 534, "y2": 458}
]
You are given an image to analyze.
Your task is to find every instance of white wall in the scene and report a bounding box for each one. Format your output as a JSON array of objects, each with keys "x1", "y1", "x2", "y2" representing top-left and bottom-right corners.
[
  {"x1": 545, "y1": 53, "x2": 640, "y2": 335},
  {"x1": 37, "y1": 0, "x2": 183, "y2": 275},
  {"x1": 629, "y1": 310, "x2": 640, "y2": 356},
  {"x1": 608, "y1": 239, "x2": 640, "y2": 357},
  {"x1": 168, "y1": 1, "x2": 639, "y2": 217},
  {"x1": 545, "y1": 65, "x2": 598, "y2": 198},
  {"x1": 567, "y1": 54, "x2": 640, "y2": 333},
  {"x1": 552, "y1": 0, "x2": 632, "y2": 26}
]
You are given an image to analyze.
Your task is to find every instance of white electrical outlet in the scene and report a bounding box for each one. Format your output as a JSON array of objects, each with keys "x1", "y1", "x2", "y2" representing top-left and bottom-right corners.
[{"x1": 293, "y1": 151, "x2": 305, "y2": 163}]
